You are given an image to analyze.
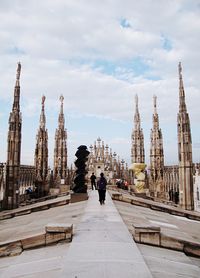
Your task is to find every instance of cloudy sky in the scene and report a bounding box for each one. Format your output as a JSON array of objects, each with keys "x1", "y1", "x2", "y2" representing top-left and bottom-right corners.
[{"x1": 0, "y1": 0, "x2": 200, "y2": 167}]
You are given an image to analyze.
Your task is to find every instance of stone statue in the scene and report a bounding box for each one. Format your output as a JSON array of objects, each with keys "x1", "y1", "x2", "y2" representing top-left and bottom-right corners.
[
  {"x1": 129, "y1": 163, "x2": 146, "y2": 192},
  {"x1": 73, "y1": 145, "x2": 90, "y2": 193}
]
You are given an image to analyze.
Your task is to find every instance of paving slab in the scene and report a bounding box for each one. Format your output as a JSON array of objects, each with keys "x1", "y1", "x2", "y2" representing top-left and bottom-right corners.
[
  {"x1": 138, "y1": 244, "x2": 200, "y2": 278},
  {"x1": 0, "y1": 200, "x2": 86, "y2": 244},
  {"x1": 114, "y1": 200, "x2": 200, "y2": 246}
]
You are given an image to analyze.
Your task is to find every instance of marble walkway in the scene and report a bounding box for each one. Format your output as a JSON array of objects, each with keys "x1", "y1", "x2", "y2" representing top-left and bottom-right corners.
[
  {"x1": 0, "y1": 190, "x2": 152, "y2": 277},
  {"x1": 2, "y1": 190, "x2": 200, "y2": 277},
  {"x1": 61, "y1": 190, "x2": 152, "y2": 277}
]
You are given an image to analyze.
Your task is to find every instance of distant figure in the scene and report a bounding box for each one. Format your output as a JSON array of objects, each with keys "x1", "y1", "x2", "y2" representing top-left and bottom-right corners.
[
  {"x1": 175, "y1": 191, "x2": 179, "y2": 204},
  {"x1": 169, "y1": 188, "x2": 173, "y2": 201},
  {"x1": 90, "y1": 173, "x2": 97, "y2": 190},
  {"x1": 97, "y1": 173, "x2": 107, "y2": 205}
]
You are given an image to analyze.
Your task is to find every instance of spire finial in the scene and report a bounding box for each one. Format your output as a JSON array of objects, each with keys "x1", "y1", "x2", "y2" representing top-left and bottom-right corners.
[
  {"x1": 40, "y1": 95, "x2": 46, "y2": 129},
  {"x1": 178, "y1": 62, "x2": 186, "y2": 112},
  {"x1": 135, "y1": 94, "x2": 138, "y2": 111},
  {"x1": 60, "y1": 94, "x2": 64, "y2": 104},
  {"x1": 179, "y1": 62, "x2": 182, "y2": 79},
  {"x1": 15, "y1": 62, "x2": 21, "y2": 87},
  {"x1": 42, "y1": 95, "x2": 46, "y2": 109},
  {"x1": 60, "y1": 95, "x2": 64, "y2": 113},
  {"x1": 16, "y1": 62, "x2": 21, "y2": 80},
  {"x1": 153, "y1": 95, "x2": 157, "y2": 114}
]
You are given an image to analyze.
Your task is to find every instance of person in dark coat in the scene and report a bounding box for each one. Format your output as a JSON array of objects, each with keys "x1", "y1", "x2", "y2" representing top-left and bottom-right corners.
[
  {"x1": 97, "y1": 172, "x2": 107, "y2": 205},
  {"x1": 90, "y1": 173, "x2": 97, "y2": 190}
]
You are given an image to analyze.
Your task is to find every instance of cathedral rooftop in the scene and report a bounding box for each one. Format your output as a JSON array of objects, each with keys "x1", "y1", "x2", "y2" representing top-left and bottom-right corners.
[{"x1": 0, "y1": 191, "x2": 200, "y2": 277}]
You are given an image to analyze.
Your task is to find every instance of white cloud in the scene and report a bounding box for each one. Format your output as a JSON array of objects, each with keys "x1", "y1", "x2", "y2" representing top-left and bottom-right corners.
[{"x1": 0, "y1": 0, "x2": 199, "y2": 166}]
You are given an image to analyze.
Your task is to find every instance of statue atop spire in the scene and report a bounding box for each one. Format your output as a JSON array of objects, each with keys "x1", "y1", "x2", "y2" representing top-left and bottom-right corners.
[
  {"x1": 153, "y1": 95, "x2": 157, "y2": 114},
  {"x1": 40, "y1": 95, "x2": 46, "y2": 129},
  {"x1": 16, "y1": 62, "x2": 21, "y2": 81},
  {"x1": 60, "y1": 94, "x2": 64, "y2": 105},
  {"x1": 134, "y1": 94, "x2": 140, "y2": 130},
  {"x1": 178, "y1": 61, "x2": 182, "y2": 79},
  {"x1": 60, "y1": 95, "x2": 64, "y2": 115},
  {"x1": 13, "y1": 62, "x2": 21, "y2": 111},
  {"x1": 135, "y1": 94, "x2": 139, "y2": 113},
  {"x1": 58, "y1": 95, "x2": 64, "y2": 129}
]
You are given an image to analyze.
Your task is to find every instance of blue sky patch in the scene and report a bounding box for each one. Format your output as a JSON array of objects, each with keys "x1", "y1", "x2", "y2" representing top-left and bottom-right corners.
[
  {"x1": 7, "y1": 46, "x2": 26, "y2": 55},
  {"x1": 120, "y1": 18, "x2": 131, "y2": 28},
  {"x1": 161, "y1": 35, "x2": 172, "y2": 51}
]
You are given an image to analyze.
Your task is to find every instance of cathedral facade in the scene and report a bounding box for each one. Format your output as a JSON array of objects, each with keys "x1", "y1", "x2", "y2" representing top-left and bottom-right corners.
[{"x1": 87, "y1": 137, "x2": 128, "y2": 183}]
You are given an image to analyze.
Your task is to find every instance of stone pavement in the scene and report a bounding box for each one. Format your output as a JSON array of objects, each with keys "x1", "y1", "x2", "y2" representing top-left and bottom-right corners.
[
  {"x1": 114, "y1": 200, "x2": 200, "y2": 247},
  {"x1": 1, "y1": 190, "x2": 200, "y2": 277},
  {"x1": 61, "y1": 190, "x2": 152, "y2": 277},
  {"x1": 0, "y1": 190, "x2": 152, "y2": 277},
  {"x1": 0, "y1": 195, "x2": 70, "y2": 220},
  {"x1": 138, "y1": 244, "x2": 200, "y2": 278},
  {"x1": 0, "y1": 199, "x2": 86, "y2": 244}
]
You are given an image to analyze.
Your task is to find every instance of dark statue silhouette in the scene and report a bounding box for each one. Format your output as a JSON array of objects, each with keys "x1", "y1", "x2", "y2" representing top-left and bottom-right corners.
[{"x1": 73, "y1": 145, "x2": 90, "y2": 193}]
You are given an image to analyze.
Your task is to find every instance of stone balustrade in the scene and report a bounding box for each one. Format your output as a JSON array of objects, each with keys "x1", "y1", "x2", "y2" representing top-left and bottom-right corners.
[{"x1": 0, "y1": 224, "x2": 73, "y2": 258}]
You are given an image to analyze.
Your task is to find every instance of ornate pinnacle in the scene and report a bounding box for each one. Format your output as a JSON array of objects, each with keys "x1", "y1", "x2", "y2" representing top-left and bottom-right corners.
[
  {"x1": 60, "y1": 94, "x2": 64, "y2": 104},
  {"x1": 58, "y1": 95, "x2": 65, "y2": 128},
  {"x1": 42, "y1": 95, "x2": 46, "y2": 106},
  {"x1": 153, "y1": 95, "x2": 157, "y2": 114},
  {"x1": 178, "y1": 62, "x2": 182, "y2": 79},
  {"x1": 134, "y1": 94, "x2": 140, "y2": 129},
  {"x1": 135, "y1": 94, "x2": 138, "y2": 112},
  {"x1": 15, "y1": 62, "x2": 21, "y2": 87},
  {"x1": 59, "y1": 95, "x2": 64, "y2": 115},
  {"x1": 13, "y1": 62, "x2": 21, "y2": 111},
  {"x1": 16, "y1": 62, "x2": 21, "y2": 81},
  {"x1": 178, "y1": 62, "x2": 186, "y2": 112},
  {"x1": 40, "y1": 95, "x2": 46, "y2": 129}
]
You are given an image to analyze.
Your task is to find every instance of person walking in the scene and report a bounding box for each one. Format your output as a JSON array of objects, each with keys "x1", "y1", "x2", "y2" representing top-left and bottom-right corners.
[
  {"x1": 90, "y1": 173, "x2": 97, "y2": 190},
  {"x1": 97, "y1": 172, "x2": 107, "y2": 205}
]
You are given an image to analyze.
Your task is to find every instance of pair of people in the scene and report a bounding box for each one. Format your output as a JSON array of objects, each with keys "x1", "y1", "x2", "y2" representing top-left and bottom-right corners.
[{"x1": 90, "y1": 172, "x2": 107, "y2": 205}]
